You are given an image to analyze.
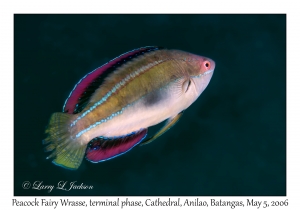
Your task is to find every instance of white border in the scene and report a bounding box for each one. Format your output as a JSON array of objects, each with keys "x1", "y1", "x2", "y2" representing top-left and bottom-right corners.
[{"x1": 1, "y1": 0, "x2": 299, "y2": 209}]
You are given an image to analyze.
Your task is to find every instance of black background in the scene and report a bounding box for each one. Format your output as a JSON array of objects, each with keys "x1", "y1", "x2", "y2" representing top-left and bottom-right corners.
[{"x1": 14, "y1": 14, "x2": 286, "y2": 196}]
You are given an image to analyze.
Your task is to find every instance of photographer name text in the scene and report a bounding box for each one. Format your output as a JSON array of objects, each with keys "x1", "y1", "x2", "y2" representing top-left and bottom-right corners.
[{"x1": 22, "y1": 181, "x2": 93, "y2": 193}]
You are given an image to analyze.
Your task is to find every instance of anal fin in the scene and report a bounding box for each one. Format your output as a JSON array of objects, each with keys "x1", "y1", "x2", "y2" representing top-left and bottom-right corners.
[
  {"x1": 85, "y1": 128, "x2": 147, "y2": 163},
  {"x1": 140, "y1": 111, "x2": 184, "y2": 146}
]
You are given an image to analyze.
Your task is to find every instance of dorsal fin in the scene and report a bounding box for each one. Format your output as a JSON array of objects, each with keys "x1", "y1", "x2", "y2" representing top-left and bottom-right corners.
[
  {"x1": 85, "y1": 129, "x2": 147, "y2": 163},
  {"x1": 63, "y1": 46, "x2": 164, "y2": 114}
]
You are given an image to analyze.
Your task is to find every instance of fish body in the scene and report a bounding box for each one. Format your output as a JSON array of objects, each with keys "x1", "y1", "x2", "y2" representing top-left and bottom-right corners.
[{"x1": 43, "y1": 46, "x2": 215, "y2": 170}]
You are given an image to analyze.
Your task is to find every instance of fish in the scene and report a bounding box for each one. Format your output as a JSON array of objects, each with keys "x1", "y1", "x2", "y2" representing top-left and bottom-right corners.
[{"x1": 43, "y1": 46, "x2": 215, "y2": 170}]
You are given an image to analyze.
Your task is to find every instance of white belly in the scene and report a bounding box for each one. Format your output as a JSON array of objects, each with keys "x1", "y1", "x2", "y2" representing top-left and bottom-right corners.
[{"x1": 85, "y1": 79, "x2": 194, "y2": 142}]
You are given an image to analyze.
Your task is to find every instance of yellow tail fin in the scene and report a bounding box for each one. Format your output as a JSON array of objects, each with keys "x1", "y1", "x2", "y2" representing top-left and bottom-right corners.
[{"x1": 43, "y1": 112, "x2": 87, "y2": 170}]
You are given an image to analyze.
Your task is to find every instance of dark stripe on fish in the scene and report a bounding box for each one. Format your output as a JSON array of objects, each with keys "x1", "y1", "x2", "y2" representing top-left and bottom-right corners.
[{"x1": 63, "y1": 46, "x2": 164, "y2": 114}]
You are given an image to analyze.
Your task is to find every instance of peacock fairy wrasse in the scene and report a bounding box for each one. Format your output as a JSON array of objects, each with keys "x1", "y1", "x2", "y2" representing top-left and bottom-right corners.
[{"x1": 43, "y1": 46, "x2": 215, "y2": 170}]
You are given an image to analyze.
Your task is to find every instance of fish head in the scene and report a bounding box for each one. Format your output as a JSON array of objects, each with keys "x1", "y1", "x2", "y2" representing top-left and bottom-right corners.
[{"x1": 184, "y1": 55, "x2": 215, "y2": 99}]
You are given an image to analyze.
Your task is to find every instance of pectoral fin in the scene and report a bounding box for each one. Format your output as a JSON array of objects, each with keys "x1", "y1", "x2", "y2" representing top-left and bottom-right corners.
[{"x1": 140, "y1": 111, "x2": 184, "y2": 146}]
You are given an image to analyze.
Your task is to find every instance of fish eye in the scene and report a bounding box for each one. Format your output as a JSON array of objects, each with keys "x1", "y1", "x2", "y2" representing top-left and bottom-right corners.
[{"x1": 204, "y1": 61, "x2": 210, "y2": 68}]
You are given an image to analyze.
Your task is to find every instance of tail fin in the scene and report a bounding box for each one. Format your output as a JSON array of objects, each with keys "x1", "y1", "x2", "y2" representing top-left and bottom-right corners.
[{"x1": 43, "y1": 112, "x2": 87, "y2": 170}]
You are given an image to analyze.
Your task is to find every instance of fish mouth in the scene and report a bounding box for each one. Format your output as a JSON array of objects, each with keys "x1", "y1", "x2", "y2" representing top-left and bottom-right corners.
[
  {"x1": 201, "y1": 69, "x2": 214, "y2": 76},
  {"x1": 192, "y1": 69, "x2": 214, "y2": 78}
]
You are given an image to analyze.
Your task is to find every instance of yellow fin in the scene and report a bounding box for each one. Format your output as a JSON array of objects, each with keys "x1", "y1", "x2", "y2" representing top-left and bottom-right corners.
[
  {"x1": 43, "y1": 112, "x2": 86, "y2": 170},
  {"x1": 140, "y1": 111, "x2": 184, "y2": 146}
]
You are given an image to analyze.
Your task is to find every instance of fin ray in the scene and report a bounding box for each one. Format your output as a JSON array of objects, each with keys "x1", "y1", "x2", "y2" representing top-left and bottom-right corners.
[{"x1": 43, "y1": 112, "x2": 87, "y2": 170}]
